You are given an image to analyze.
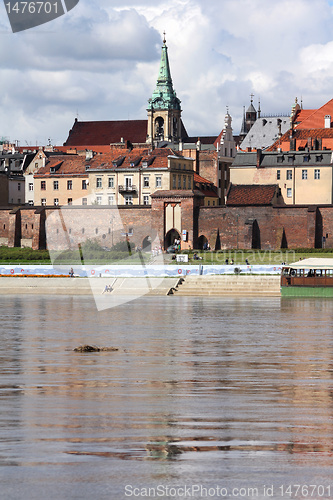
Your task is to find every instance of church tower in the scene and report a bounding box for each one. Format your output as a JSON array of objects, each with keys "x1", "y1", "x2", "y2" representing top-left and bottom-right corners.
[{"x1": 147, "y1": 35, "x2": 182, "y2": 146}]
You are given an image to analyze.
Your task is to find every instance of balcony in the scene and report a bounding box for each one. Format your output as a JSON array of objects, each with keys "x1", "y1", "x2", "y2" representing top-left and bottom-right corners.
[{"x1": 118, "y1": 185, "x2": 138, "y2": 193}]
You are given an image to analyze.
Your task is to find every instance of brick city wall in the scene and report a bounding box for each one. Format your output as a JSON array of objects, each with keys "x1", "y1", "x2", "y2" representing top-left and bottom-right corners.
[
  {"x1": 43, "y1": 206, "x2": 154, "y2": 251},
  {"x1": 198, "y1": 205, "x2": 318, "y2": 250},
  {"x1": 2, "y1": 203, "x2": 333, "y2": 251}
]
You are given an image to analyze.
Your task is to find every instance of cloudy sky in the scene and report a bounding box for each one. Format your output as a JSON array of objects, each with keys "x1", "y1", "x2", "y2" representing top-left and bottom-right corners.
[{"x1": 2, "y1": 0, "x2": 333, "y2": 146}]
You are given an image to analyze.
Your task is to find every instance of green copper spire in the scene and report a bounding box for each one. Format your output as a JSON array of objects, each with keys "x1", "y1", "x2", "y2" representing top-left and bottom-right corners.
[{"x1": 148, "y1": 35, "x2": 181, "y2": 111}]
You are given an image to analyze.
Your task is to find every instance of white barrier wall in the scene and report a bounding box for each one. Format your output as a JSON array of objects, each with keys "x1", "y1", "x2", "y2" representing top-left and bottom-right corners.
[{"x1": 0, "y1": 264, "x2": 282, "y2": 277}]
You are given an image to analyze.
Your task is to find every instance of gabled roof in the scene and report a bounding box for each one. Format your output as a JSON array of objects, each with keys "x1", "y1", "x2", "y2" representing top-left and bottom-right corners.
[
  {"x1": 64, "y1": 119, "x2": 148, "y2": 146},
  {"x1": 267, "y1": 127, "x2": 333, "y2": 151},
  {"x1": 295, "y1": 98, "x2": 333, "y2": 130},
  {"x1": 35, "y1": 155, "x2": 88, "y2": 177},
  {"x1": 87, "y1": 147, "x2": 186, "y2": 171},
  {"x1": 194, "y1": 172, "x2": 218, "y2": 198},
  {"x1": 240, "y1": 116, "x2": 290, "y2": 150},
  {"x1": 227, "y1": 184, "x2": 278, "y2": 205}
]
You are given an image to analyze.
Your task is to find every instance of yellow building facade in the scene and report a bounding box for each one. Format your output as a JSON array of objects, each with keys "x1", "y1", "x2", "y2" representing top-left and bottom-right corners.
[{"x1": 230, "y1": 150, "x2": 333, "y2": 205}]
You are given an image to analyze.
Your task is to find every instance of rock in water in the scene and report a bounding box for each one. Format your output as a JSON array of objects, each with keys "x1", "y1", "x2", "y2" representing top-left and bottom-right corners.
[{"x1": 73, "y1": 345, "x2": 118, "y2": 352}]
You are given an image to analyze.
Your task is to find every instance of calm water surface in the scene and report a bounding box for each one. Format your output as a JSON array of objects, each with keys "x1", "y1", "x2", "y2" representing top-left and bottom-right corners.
[{"x1": 1, "y1": 295, "x2": 333, "y2": 499}]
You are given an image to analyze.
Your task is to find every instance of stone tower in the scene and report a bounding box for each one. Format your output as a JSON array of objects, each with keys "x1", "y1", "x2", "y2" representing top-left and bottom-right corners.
[{"x1": 147, "y1": 35, "x2": 182, "y2": 145}]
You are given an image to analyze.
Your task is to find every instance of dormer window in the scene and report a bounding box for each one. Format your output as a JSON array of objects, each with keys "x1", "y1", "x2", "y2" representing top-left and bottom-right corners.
[
  {"x1": 303, "y1": 155, "x2": 310, "y2": 162},
  {"x1": 277, "y1": 155, "x2": 284, "y2": 163},
  {"x1": 142, "y1": 161, "x2": 148, "y2": 168}
]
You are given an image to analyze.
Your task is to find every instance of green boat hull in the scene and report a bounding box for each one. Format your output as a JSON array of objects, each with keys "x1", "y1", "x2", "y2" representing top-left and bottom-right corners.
[{"x1": 281, "y1": 286, "x2": 333, "y2": 297}]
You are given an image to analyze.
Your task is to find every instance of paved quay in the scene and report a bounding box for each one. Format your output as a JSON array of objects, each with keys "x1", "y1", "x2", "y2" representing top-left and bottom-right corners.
[{"x1": 0, "y1": 275, "x2": 281, "y2": 296}]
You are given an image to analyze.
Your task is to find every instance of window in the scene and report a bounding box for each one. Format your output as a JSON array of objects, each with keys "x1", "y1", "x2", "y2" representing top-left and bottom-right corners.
[
  {"x1": 108, "y1": 177, "x2": 114, "y2": 188},
  {"x1": 18, "y1": 183, "x2": 21, "y2": 191},
  {"x1": 41, "y1": 181, "x2": 46, "y2": 190},
  {"x1": 155, "y1": 176, "x2": 162, "y2": 188},
  {"x1": 277, "y1": 170, "x2": 280, "y2": 180},
  {"x1": 143, "y1": 176, "x2": 149, "y2": 187},
  {"x1": 125, "y1": 177, "x2": 132, "y2": 189},
  {"x1": 82, "y1": 179, "x2": 87, "y2": 190},
  {"x1": 67, "y1": 198, "x2": 72, "y2": 205},
  {"x1": 17, "y1": 198, "x2": 21, "y2": 204},
  {"x1": 288, "y1": 156, "x2": 294, "y2": 163},
  {"x1": 41, "y1": 198, "x2": 46, "y2": 206},
  {"x1": 303, "y1": 155, "x2": 309, "y2": 162},
  {"x1": 28, "y1": 182, "x2": 33, "y2": 191},
  {"x1": 108, "y1": 195, "x2": 114, "y2": 205},
  {"x1": 54, "y1": 198, "x2": 59, "y2": 206},
  {"x1": 277, "y1": 156, "x2": 283, "y2": 163},
  {"x1": 53, "y1": 180, "x2": 59, "y2": 190},
  {"x1": 287, "y1": 188, "x2": 292, "y2": 198},
  {"x1": 143, "y1": 195, "x2": 150, "y2": 205},
  {"x1": 315, "y1": 169, "x2": 320, "y2": 179},
  {"x1": 302, "y1": 169, "x2": 308, "y2": 180},
  {"x1": 125, "y1": 195, "x2": 133, "y2": 205},
  {"x1": 96, "y1": 177, "x2": 102, "y2": 188},
  {"x1": 82, "y1": 198, "x2": 87, "y2": 206},
  {"x1": 316, "y1": 155, "x2": 322, "y2": 162},
  {"x1": 286, "y1": 170, "x2": 292, "y2": 180},
  {"x1": 28, "y1": 200, "x2": 34, "y2": 206},
  {"x1": 67, "y1": 180, "x2": 72, "y2": 190},
  {"x1": 96, "y1": 195, "x2": 102, "y2": 205},
  {"x1": 188, "y1": 176, "x2": 192, "y2": 189},
  {"x1": 183, "y1": 176, "x2": 187, "y2": 189},
  {"x1": 173, "y1": 175, "x2": 176, "y2": 189},
  {"x1": 178, "y1": 176, "x2": 181, "y2": 189}
]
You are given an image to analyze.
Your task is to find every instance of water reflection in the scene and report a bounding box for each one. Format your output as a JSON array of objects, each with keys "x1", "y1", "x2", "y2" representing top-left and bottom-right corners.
[{"x1": 1, "y1": 296, "x2": 333, "y2": 497}]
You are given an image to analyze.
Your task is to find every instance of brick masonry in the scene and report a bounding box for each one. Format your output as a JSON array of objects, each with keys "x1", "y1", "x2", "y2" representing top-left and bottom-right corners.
[{"x1": 1, "y1": 202, "x2": 333, "y2": 251}]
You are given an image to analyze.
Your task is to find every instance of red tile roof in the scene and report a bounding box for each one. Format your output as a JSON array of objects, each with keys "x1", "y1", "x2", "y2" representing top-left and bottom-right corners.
[
  {"x1": 295, "y1": 99, "x2": 333, "y2": 129},
  {"x1": 267, "y1": 127, "x2": 333, "y2": 151},
  {"x1": 88, "y1": 147, "x2": 184, "y2": 170},
  {"x1": 227, "y1": 184, "x2": 278, "y2": 205},
  {"x1": 64, "y1": 119, "x2": 149, "y2": 146},
  {"x1": 194, "y1": 172, "x2": 212, "y2": 183},
  {"x1": 35, "y1": 155, "x2": 88, "y2": 177}
]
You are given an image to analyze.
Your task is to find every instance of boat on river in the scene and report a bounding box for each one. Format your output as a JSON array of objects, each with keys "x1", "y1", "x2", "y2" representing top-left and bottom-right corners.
[{"x1": 281, "y1": 258, "x2": 333, "y2": 297}]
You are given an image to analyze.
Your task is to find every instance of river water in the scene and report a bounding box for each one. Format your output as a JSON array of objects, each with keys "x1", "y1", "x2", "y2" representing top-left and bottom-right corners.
[{"x1": 1, "y1": 295, "x2": 333, "y2": 499}]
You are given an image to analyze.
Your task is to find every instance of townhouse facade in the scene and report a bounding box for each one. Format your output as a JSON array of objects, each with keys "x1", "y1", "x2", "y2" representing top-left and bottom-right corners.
[
  {"x1": 87, "y1": 148, "x2": 194, "y2": 207},
  {"x1": 230, "y1": 149, "x2": 333, "y2": 205},
  {"x1": 34, "y1": 155, "x2": 89, "y2": 207}
]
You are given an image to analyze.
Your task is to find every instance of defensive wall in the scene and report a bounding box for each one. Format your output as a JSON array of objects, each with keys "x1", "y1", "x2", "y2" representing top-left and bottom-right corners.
[{"x1": 0, "y1": 201, "x2": 331, "y2": 251}]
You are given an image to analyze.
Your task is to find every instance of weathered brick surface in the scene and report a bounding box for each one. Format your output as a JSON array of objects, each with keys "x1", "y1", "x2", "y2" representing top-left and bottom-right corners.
[
  {"x1": 318, "y1": 207, "x2": 333, "y2": 248},
  {"x1": 4, "y1": 203, "x2": 333, "y2": 251},
  {"x1": 199, "y1": 205, "x2": 317, "y2": 250},
  {"x1": 43, "y1": 206, "x2": 154, "y2": 251},
  {"x1": 0, "y1": 209, "x2": 11, "y2": 240}
]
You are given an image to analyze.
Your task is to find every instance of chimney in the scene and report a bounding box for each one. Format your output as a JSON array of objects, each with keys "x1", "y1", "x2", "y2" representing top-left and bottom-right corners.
[
  {"x1": 256, "y1": 148, "x2": 262, "y2": 168},
  {"x1": 85, "y1": 150, "x2": 93, "y2": 161},
  {"x1": 325, "y1": 115, "x2": 331, "y2": 128}
]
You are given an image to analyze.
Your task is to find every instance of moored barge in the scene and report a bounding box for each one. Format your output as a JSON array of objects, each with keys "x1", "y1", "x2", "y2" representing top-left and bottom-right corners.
[{"x1": 281, "y1": 258, "x2": 333, "y2": 297}]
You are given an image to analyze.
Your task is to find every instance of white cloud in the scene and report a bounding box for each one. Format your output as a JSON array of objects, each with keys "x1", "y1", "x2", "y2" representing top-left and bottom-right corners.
[{"x1": 2, "y1": 0, "x2": 333, "y2": 143}]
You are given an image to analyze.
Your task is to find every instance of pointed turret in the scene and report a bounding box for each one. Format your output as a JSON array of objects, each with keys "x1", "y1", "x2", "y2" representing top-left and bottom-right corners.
[
  {"x1": 239, "y1": 106, "x2": 247, "y2": 140},
  {"x1": 147, "y1": 34, "x2": 182, "y2": 145}
]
